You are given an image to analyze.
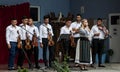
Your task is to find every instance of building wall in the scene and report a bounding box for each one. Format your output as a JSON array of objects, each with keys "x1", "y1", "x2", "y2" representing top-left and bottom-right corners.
[
  {"x1": 0, "y1": 0, "x2": 70, "y2": 23},
  {"x1": 70, "y1": 0, "x2": 120, "y2": 19}
]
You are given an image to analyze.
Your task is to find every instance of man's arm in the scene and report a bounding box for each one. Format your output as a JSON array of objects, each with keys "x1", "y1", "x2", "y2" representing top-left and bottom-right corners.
[{"x1": 6, "y1": 27, "x2": 11, "y2": 49}]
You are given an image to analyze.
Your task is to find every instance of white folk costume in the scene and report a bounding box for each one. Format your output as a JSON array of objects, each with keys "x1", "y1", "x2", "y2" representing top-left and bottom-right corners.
[{"x1": 75, "y1": 27, "x2": 92, "y2": 65}]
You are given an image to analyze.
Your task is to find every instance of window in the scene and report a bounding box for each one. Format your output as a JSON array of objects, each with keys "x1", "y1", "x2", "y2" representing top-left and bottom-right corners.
[
  {"x1": 109, "y1": 13, "x2": 120, "y2": 25},
  {"x1": 30, "y1": 6, "x2": 40, "y2": 23}
]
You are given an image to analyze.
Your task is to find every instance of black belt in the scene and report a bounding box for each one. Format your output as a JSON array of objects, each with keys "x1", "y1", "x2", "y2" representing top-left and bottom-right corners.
[
  {"x1": 93, "y1": 39, "x2": 104, "y2": 40},
  {"x1": 42, "y1": 38, "x2": 48, "y2": 39},
  {"x1": 10, "y1": 42, "x2": 17, "y2": 43}
]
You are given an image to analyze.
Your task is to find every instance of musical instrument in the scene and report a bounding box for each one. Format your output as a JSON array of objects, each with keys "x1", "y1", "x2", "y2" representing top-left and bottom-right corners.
[
  {"x1": 98, "y1": 25, "x2": 109, "y2": 38},
  {"x1": 48, "y1": 33, "x2": 55, "y2": 46},
  {"x1": 25, "y1": 32, "x2": 31, "y2": 50},
  {"x1": 32, "y1": 29, "x2": 38, "y2": 47},
  {"x1": 72, "y1": 28, "x2": 80, "y2": 33},
  {"x1": 17, "y1": 31, "x2": 22, "y2": 49},
  {"x1": 44, "y1": 24, "x2": 55, "y2": 46},
  {"x1": 70, "y1": 31, "x2": 76, "y2": 47},
  {"x1": 19, "y1": 26, "x2": 33, "y2": 69}
]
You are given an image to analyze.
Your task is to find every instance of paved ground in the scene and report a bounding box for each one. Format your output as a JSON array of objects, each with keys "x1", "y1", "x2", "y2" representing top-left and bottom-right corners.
[{"x1": 0, "y1": 63, "x2": 120, "y2": 72}]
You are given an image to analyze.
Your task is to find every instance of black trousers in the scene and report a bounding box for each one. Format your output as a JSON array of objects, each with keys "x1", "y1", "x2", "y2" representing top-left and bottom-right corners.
[
  {"x1": 26, "y1": 46, "x2": 39, "y2": 67},
  {"x1": 17, "y1": 40, "x2": 25, "y2": 67},
  {"x1": 33, "y1": 46, "x2": 39, "y2": 67},
  {"x1": 17, "y1": 41, "x2": 39, "y2": 67},
  {"x1": 69, "y1": 37, "x2": 79, "y2": 59},
  {"x1": 92, "y1": 39, "x2": 104, "y2": 65},
  {"x1": 62, "y1": 39, "x2": 70, "y2": 56},
  {"x1": 42, "y1": 38, "x2": 54, "y2": 67}
]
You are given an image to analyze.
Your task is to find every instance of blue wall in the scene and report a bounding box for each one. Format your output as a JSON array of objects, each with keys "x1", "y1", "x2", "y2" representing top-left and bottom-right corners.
[
  {"x1": 1, "y1": 0, "x2": 120, "y2": 22},
  {"x1": 70, "y1": 0, "x2": 120, "y2": 19},
  {"x1": 0, "y1": 0, "x2": 70, "y2": 23}
]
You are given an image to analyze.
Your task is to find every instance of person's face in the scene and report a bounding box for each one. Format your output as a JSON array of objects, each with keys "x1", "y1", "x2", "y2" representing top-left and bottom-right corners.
[
  {"x1": 66, "y1": 20, "x2": 72, "y2": 27},
  {"x1": 22, "y1": 18, "x2": 28, "y2": 24},
  {"x1": 83, "y1": 20, "x2": 88, "y2": 27},
  {"x1": 76, "y1": 16, "x2": 81, "y2": 21},
  {"x1": 11, "y1": 20, "x2": 17, "y2": 26},
  {"x1": 97, "y1": 20, "x2": 102, "y2": 26},
  {"x1": 28, "y1": 19, "x2": 33, "y2": 25},
  {"x1": 44, "y1": 18, "x2": 49, "y2": 24}
]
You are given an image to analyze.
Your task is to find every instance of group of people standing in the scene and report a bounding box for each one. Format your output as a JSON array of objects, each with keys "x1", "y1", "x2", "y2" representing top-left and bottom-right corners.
[
  {"x1": 6, "y1": 17, "x2": 39, "y2": 70},
  {"x1": 60, "y1": 14, "x2": 109, "y2": 71},
  {"x1": 6, "y1": 16, "x2": 55, "y2": 70},
  {"x1": 6, "y1": 14, "x2": 109, "y2": 71}
]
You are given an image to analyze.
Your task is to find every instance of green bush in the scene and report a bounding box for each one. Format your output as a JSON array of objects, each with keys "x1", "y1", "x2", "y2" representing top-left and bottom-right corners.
[
  {"x1": 53, "y1": 55, "x2": 71, "y2": 72},
  {"x1": 18, "y1": 68, "x2": 28, "y2": 72}
]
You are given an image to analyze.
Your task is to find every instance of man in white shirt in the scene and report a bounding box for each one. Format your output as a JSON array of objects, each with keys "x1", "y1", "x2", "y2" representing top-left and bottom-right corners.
[
  {"x1": 60, "y1": 18, "x2": 73, "y2": 59},
  {"x1": 6, "y1": 18, "x2": 20, "y2": 70},
  {"x1": 28, "y1": 18, "x2": 40, "y2": 69},
  {"x1": 70, "y1": 14, "x2": 82, "y2": 60},
  {"x1": 39, "y1": 16, "x2": 54, "y2": 68},
  {"x1": 90, "y1": 18, "x2": 109, "y2": 67},
  {"x1": 17, "y1": 16, "x2": 30, "y2": 69}
]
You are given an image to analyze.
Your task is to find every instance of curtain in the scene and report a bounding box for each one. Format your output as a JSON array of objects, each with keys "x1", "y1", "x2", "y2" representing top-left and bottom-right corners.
[{"x1": 0, "y1": 2, "x2": 30, "y2": 64}]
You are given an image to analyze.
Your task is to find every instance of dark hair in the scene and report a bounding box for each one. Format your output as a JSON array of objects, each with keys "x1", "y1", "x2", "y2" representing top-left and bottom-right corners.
[
  {"x1": 21, "y1": 16, "x2": 28, "y2": 20},
  {"x1": 97, "y1": 18, "x2": 102, "y2": 21},
  {"x1": 11, "y1": 18, "x2": 17, "y2": 20},
  {"x1": 76, "y1": 13, "x2": 82, "y2": 17},
  {"x1": 43, "y1": 15, "x2": 49, "y2": 20},
  {"x1": 28, "y1": 17, "x2": 33, "y2": 20},
  {"x1": 65, "y1": 18, "x2": 72, "y2": 22}
]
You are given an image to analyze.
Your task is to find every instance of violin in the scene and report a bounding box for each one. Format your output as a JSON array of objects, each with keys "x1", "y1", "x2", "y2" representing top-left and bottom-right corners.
[
  {"x1": 72, "y1": 28, "x2": 80, "y2": 33},
  {"x1": 25, "y1": 32, "x2": 31, "y2": 50},
  {"x1": 48, "y1": 33, "x2": 55, "y2": 46},
  {"x1": 70, "y1": 31, "x2": 76, "y2": 47},
  {"x1": 98, "y1": 25, "x2": 109, "y2": 38},
  {"x1": 32, "y1": 30, "x2": 38, "y2": 47},
  {"x1": 17, "y1": 31, "x2": 22, "y2": 49}
]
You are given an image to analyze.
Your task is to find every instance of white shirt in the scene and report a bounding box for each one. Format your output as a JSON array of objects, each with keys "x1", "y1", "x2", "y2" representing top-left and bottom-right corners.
[
  {"x1": 71, "y1": 21, "x2": 82, "y2": 37},
  {"x1": 39, "y1": 23, "x2": 54, "y2": 43},
  {"x1": 6, "y1": 25, "x2": 20, "y2": 44},
  {"x1": 90, "y1": 25, "x2": 105, "y2": 39},
  {"x1": 19, "y1": 23, "x2": 30, "y2": 40},
  {"x1": 28, "y1": 25, "x2": 39, "y2": 40},
  {"x1": 60, "y1": 25, "x2": 72, "y2": 34}
]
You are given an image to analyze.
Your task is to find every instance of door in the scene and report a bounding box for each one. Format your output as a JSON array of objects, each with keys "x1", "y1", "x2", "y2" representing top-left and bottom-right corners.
[{"x1": 109, "y1": 13, "x2": 120, "y2": 62}]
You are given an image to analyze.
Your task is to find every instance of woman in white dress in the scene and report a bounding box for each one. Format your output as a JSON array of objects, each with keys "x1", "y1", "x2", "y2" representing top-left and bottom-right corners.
[{"x1": 75, "y1": 19, "x2": 92, "y2": 70}]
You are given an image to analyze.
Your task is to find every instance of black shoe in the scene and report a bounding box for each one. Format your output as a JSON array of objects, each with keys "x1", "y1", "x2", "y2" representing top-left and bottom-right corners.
[
  {"x1": 84, "y1": 68, "x2": 88, "y2": 71},
  {"x1": 75, "y1": 63, "x2": 79, "y2": 67},
  {"x1": 90, "y1": 64, "x2": 94, "y2": 67},
  {"x1": 8, "y1": 67, "x2": 16, "y2": 70},
  {"x1": 35, "y1": 66, "x2": 41, "y2": 69},
  {"x1": 80, "y1": 66, "x2": 84, "y2": 71},
  {"x1": 17, "y1": 66, "x2": 24, "y2": 69},
  {"x1": 44, "y1": 66, "x2": 49, "y2": 69},
  {"x1": 90, "y1": 64, "x2": 96, "y2": 68},
  {"x1": 98, "y1": 65, "x2": 105, "y2": 67},
  {"x1": 29, "y1": 66, "x2": 32, "y2": 69}
]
